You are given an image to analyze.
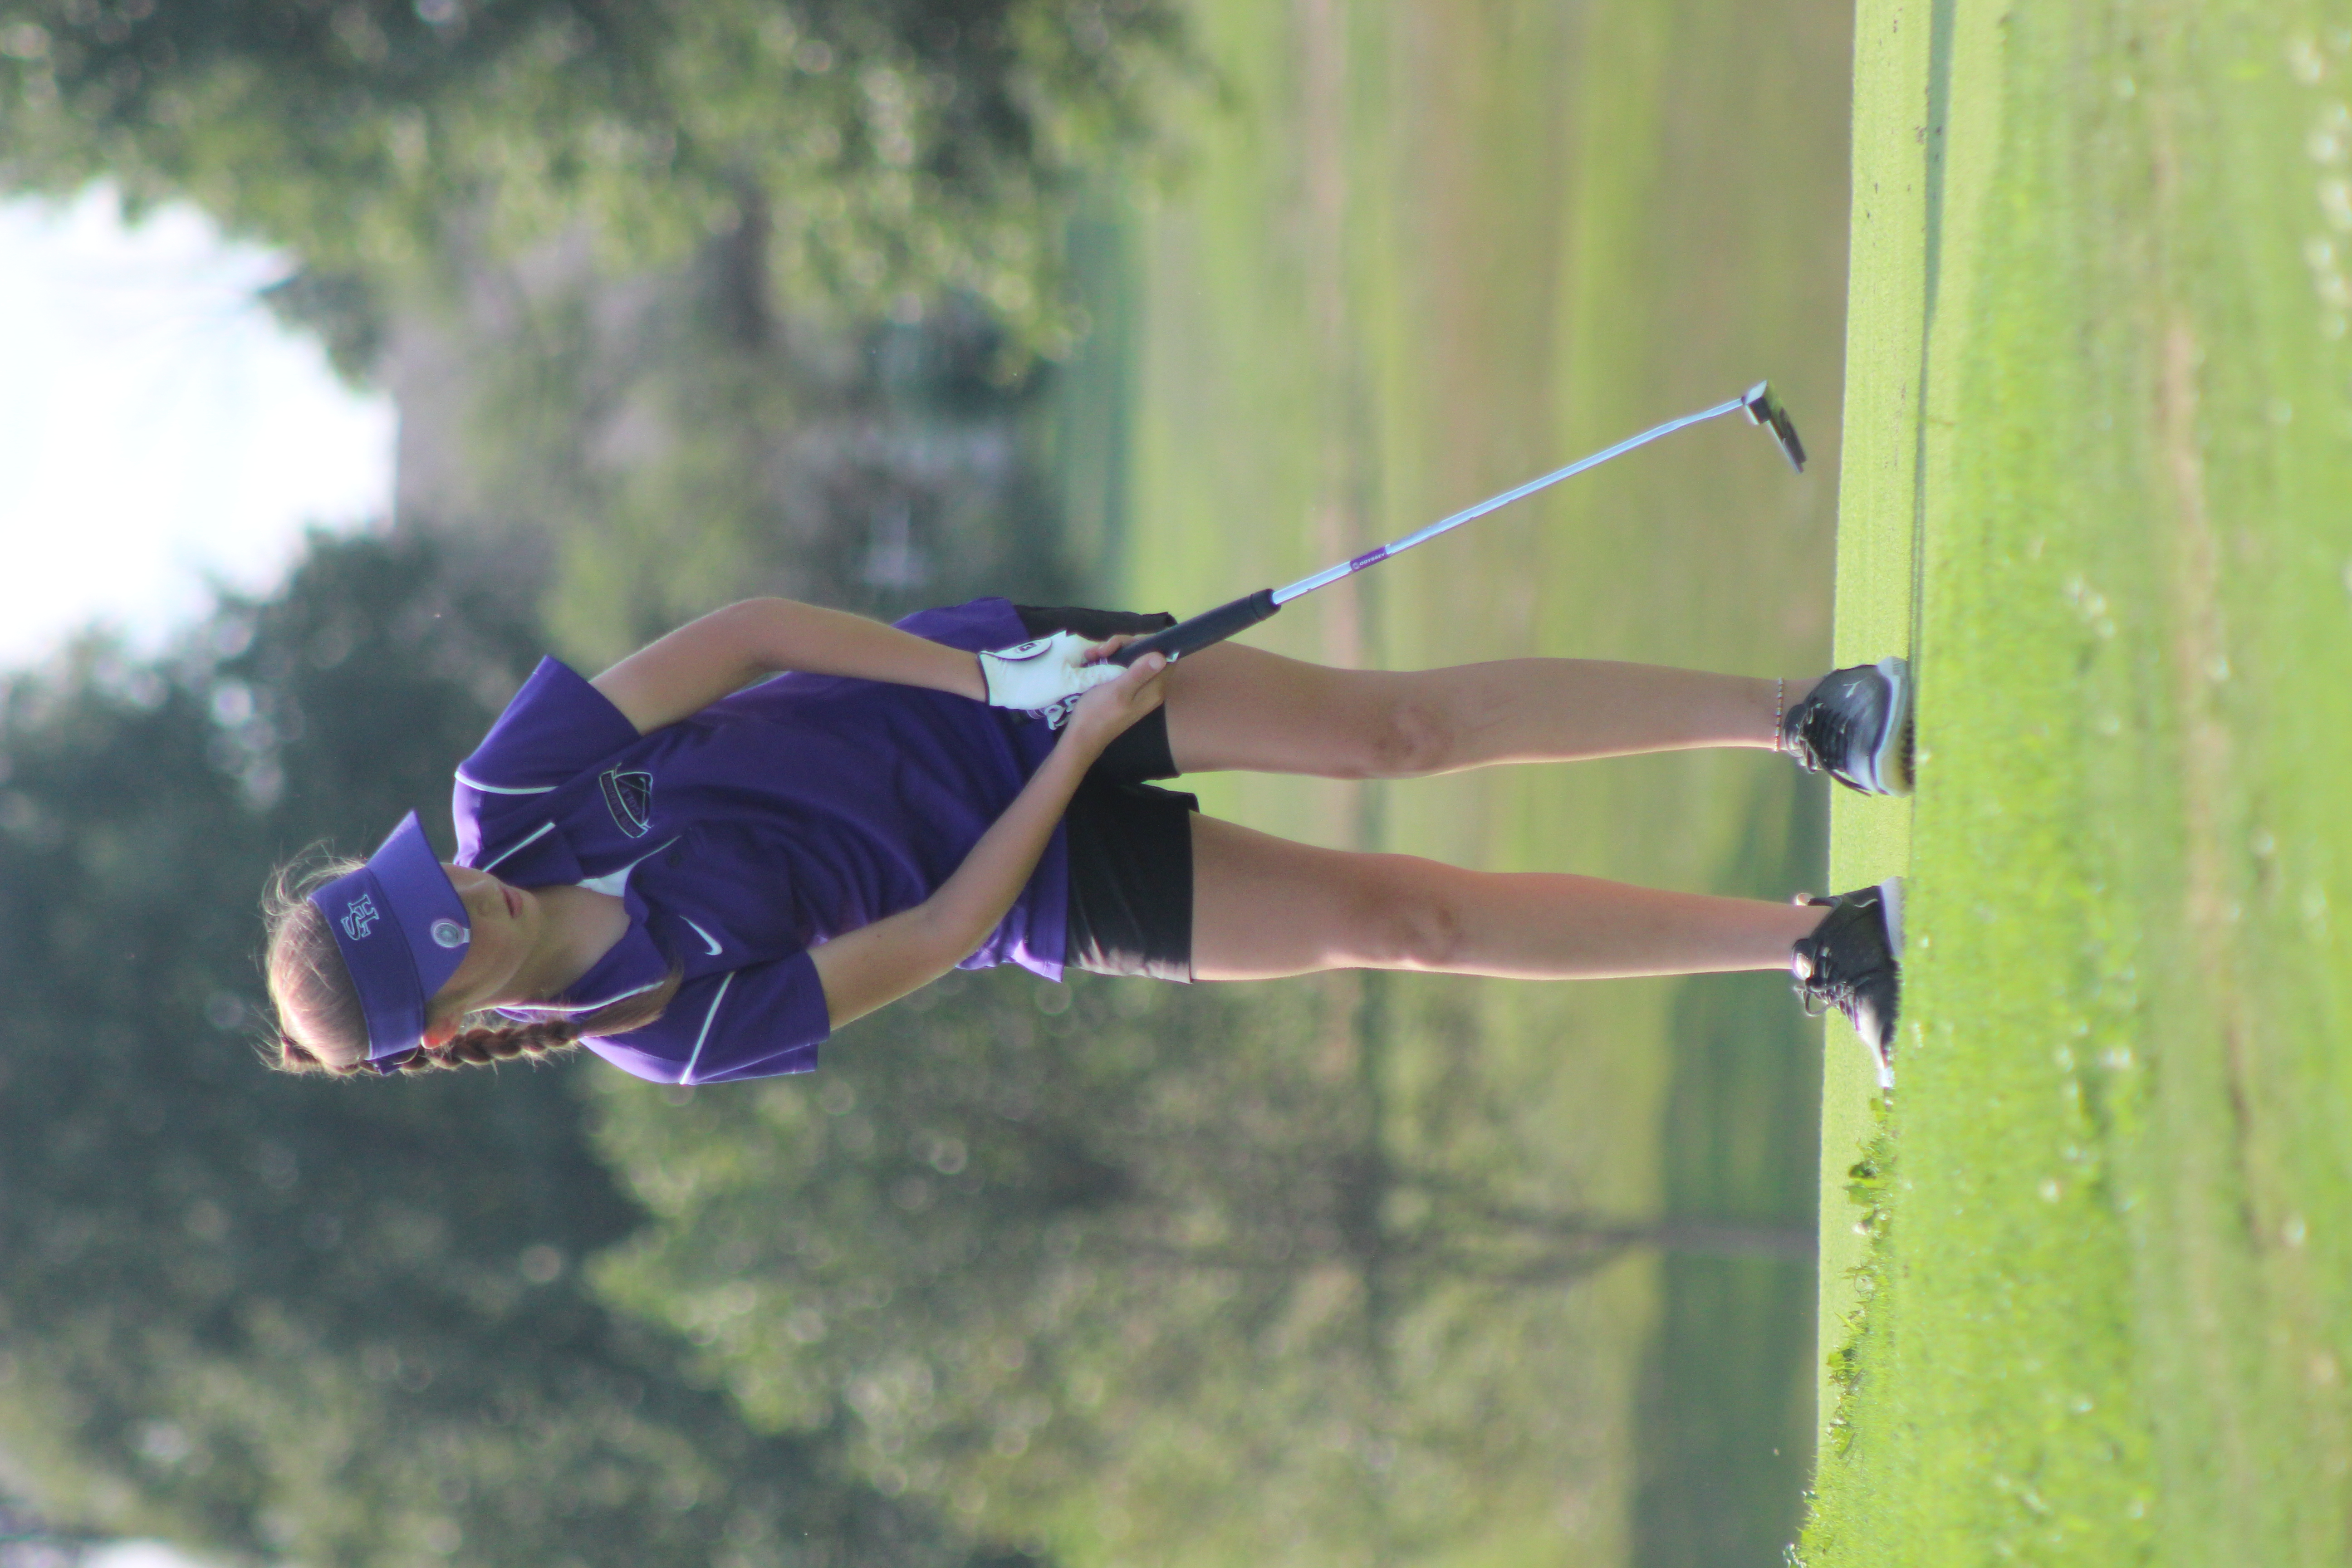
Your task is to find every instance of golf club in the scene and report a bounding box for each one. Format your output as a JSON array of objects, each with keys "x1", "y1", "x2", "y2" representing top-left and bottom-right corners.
[{"x1": 1111, "y1": 381, "x2": 1807, "y2": 667}]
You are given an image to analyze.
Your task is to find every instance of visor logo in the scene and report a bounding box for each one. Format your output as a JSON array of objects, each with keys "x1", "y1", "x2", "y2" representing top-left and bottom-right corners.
[{"x1": 340, "y1": 894, "x2": 382, "y2": 941}]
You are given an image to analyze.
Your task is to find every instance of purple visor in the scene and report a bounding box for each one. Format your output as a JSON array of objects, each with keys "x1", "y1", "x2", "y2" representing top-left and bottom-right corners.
[{"x1": 309, "y1": 812, "x2": 473, "y2": 1069}]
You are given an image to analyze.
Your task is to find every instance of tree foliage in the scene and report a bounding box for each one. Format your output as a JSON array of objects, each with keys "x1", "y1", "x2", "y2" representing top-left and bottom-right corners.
[
  {"x1": 590, "y1": 967, "x2": 1770, "y2": 1567},
  {"x1": 359, "y1": 220, "x2": 1088, "y2": 668},
  {"x1": 0, "y1": 0, "x2": 1189, "y2": 342}
]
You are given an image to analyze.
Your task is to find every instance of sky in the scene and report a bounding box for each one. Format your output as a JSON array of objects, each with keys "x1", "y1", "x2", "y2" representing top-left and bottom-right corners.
[
  {"x1": 0, "y1": 186, "x2": 396, "y2": 671},
  {"x1": 85, "y1": 1544, "x2": 216, "y2": 1568}
]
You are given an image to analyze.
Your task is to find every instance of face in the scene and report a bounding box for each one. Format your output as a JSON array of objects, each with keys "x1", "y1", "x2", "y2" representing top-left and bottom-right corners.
[{"x1": 426, "y1": 865, "x2": 544, "y2": 1033}]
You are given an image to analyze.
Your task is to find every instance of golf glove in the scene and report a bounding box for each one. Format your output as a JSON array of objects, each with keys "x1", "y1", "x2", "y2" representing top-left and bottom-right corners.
[{"x1": 978, "y1": 632, "x2": 1120, "y2": 720}]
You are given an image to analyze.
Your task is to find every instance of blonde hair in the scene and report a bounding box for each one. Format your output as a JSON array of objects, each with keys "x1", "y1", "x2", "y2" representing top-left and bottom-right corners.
[{"x1": 260, "y1": 849, "x2": 677, "y2": 1076}]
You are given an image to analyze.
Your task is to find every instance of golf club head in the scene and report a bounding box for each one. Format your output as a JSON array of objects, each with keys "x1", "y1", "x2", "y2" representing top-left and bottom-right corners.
[{"x1": 1741, "y1": 381, "x2": 1808, "y2": 473}]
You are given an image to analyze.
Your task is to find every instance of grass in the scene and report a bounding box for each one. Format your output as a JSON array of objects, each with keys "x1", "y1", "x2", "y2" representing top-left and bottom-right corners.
[
  {"x1": 1805, "y1": 0, "x2": 2352, "y2": 1562},
  {"x1": 1106, "y1": 0, "x2": 1854, "y2": 1561}
]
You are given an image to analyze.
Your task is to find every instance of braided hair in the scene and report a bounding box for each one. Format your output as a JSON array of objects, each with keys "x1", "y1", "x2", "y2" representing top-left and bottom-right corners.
[
  {"x1": 261, "y1": 849, "x2": 678, "y2": 1077},
  {"x1": 404, "y1": 1015, "x2": 587, "y2": 1071}
]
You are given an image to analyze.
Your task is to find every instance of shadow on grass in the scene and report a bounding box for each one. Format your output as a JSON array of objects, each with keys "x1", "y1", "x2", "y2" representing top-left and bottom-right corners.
[{"x1": 1632, "y1": 771, "x2": 1828, "y2": 1568}]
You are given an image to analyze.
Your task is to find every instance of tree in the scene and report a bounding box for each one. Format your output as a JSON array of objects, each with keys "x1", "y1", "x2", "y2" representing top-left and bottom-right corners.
[
  {"x1": 591, "y1": 965, "x2": 1810, "y2": 1567},
  {"x1": 0, "y1": 0, "x2": 1191, "y2": 344}
]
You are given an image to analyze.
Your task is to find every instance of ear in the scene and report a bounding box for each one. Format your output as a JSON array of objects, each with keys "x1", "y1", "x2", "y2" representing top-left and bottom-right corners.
[{"x1": 419, "y1": 1013, "x2": 461, "y2": 1050}]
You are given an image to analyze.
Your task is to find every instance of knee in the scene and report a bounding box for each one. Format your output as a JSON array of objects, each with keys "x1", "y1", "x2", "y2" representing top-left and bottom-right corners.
[
  {"x1": 1348, "y1": 862, "x2": 1465, "y2": 970},
  {"x1": 1348, "y1": 697, "x2": 1456, "y2": 779}
]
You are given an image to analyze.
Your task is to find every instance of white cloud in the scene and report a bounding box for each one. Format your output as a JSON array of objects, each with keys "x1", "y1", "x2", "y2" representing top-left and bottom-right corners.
[{"x1": 0, "y1": 186, "x2": 395, "y2": 669}]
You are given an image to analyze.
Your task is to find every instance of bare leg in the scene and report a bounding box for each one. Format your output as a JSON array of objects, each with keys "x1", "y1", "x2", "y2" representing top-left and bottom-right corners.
[
  {"x1": 1162, "y1": 643, "x2": 1818, "y2": 778},
  {"x1": 1189, "y1": 816, "x2": 1824, "y2": 982}
]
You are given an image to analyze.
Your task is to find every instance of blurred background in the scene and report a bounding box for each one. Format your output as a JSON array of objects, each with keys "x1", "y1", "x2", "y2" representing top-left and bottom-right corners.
[{"x1": 0, "y1": 1, "x2": 1849, "y2": 1565}]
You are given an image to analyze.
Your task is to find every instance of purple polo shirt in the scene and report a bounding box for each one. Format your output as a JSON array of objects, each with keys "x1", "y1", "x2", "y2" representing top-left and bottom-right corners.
[{"x1": 450, "y1": 598, "x2": 1065, "y2": 1085}]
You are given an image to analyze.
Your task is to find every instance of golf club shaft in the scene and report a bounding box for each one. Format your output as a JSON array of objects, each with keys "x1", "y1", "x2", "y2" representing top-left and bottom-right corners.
[
  {"x1": 1110, "y1": 389, "x2": 1773, "y2": 667},
  {"x1": 1269, "y1": 393, "x2": 1751, "y2": 605}
]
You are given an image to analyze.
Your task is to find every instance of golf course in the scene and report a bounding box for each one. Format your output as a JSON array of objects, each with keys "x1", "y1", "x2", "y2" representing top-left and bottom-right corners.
[
  {"x1": 1108, "y1": 0, "x2": 2352, "y2": 1563},
  {"x1": 0, "y1": 0, "x2": 2333, "y2": 1562}
]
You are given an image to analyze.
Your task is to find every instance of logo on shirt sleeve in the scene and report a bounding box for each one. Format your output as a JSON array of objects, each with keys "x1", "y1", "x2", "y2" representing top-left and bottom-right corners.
[
  {"x1": 340, "y1": 895, "x2": 382, "y2": 941},
  {"x1": 599, "y1": 768, "x2": 656, "y2": 839}
]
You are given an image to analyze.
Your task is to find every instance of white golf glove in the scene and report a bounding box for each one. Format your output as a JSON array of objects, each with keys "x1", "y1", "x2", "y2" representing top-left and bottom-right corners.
[{"x1": 977, "y1": 632, "x2": 1121, "y2": 720}]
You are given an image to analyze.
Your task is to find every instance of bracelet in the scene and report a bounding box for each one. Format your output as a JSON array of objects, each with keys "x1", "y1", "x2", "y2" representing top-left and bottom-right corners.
[{"x1": 1771, "y1": 677, "x2": 1785, "y2": 751}]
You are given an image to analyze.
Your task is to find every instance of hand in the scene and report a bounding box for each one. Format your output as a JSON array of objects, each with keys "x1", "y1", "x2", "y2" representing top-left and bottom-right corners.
[
  {"x1": 977, "y1": 632, "x2": 1122, "y2": 711},
  {"x1": 1078, "y1": 632, "x2": 1145, "y2": 666},
  {"x1": 1057, "y1": 651, "x2": 1168, "y2": 755}
]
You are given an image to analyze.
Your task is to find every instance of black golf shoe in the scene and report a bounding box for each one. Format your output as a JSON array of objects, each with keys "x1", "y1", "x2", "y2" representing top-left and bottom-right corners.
[
  {"x1": 1781, "y1": 658, "x2": 1915, "y2": 795},
  {"x1": 1791, "y1": 879, "x2": 1904, "y2": 1089}
]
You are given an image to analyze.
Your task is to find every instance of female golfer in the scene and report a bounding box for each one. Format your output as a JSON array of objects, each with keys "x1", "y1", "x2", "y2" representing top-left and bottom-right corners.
[{"x1": 264, "y1": 598, "x2": 1910, "y2": 1091}]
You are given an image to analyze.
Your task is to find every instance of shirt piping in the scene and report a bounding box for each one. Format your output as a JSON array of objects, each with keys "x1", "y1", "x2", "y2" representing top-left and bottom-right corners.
[
  {"x1": 454, "y1": 768, "x2": 558, "y2": 796},
  {"x1": 479, "y1": 820, "x2": 554, "y2": 872},
  {"x1": 576, "y1": 836, "x2": 679, "y2": 898},
  {"x1": 570, "y1": 976, "x2": 667, "y2": 1014},
  {"x1": 680, "y1": 973, "x2": 734, "y2": 1085}
]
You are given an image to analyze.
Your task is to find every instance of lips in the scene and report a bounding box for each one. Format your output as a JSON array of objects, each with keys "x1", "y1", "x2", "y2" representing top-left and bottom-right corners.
[{"x1": 502, "y1": 884, "x2": 521, "y2": 919}]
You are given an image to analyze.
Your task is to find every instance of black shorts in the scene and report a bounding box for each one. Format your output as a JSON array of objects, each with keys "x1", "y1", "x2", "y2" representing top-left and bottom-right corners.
[{"x1": 1014, "y1": 605, "x2": 1197, "y2": 982}]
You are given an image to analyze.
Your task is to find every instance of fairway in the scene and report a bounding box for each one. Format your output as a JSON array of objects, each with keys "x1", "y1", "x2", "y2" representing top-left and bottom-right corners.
[
  {"x1": 1102, "y1": 0, "x2": 1854, "y2": 1562},
  {"x1": 1807, "y1": 0, "x2": 2352, "y2": 1563}
]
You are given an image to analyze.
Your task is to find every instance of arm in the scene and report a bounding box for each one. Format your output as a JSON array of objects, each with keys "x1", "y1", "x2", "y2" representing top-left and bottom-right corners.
[
  {"x1": 592, "y1": 599, "x2": 986, "y2": 735},
  {"x1": 809, "y1": 654, "x2": 1170, "y2": 1030}
]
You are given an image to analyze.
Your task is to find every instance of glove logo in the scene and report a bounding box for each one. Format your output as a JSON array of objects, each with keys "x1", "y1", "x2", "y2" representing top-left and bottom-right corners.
[{"x1": 980, "y1": 631, "x2": 1114, "y2": 715}]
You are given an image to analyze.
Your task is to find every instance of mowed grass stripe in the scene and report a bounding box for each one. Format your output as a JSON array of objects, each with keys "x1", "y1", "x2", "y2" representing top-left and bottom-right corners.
[
  {"x1": 1816, "y1": 0, "x2": 1930, "y2": 1439},
  {"x1": 1808, "y1": 0, "x2": 2352, "y2": 1563}
]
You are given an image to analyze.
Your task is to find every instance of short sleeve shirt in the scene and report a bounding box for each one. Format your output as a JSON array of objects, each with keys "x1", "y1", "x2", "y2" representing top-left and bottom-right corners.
[{"x1": 449, "y1": 598, "x2": 1065, "y2": 1085}]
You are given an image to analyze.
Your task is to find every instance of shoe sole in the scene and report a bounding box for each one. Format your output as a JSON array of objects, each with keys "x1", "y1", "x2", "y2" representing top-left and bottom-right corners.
[{"x1": 1865, "y1": 657, "x2": 1916, "y2": 796}]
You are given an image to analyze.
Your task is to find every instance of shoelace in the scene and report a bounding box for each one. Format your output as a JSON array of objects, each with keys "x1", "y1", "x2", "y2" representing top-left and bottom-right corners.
[
  {"x1": 1786, "y1": 687, "x2": 1859, "y2": 776},
  {"x1": 1791, "y1": 897, "x2": 1864, "y2": 1022},
  {"x1": 1792, "y1": 965, "x2": 1857, "y2": 1021}
]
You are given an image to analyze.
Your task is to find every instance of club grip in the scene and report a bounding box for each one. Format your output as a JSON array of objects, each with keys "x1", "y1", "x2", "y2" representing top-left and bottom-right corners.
[{"x1": 1109, "y1": 589, "x2": 1283, "y2": 665}]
